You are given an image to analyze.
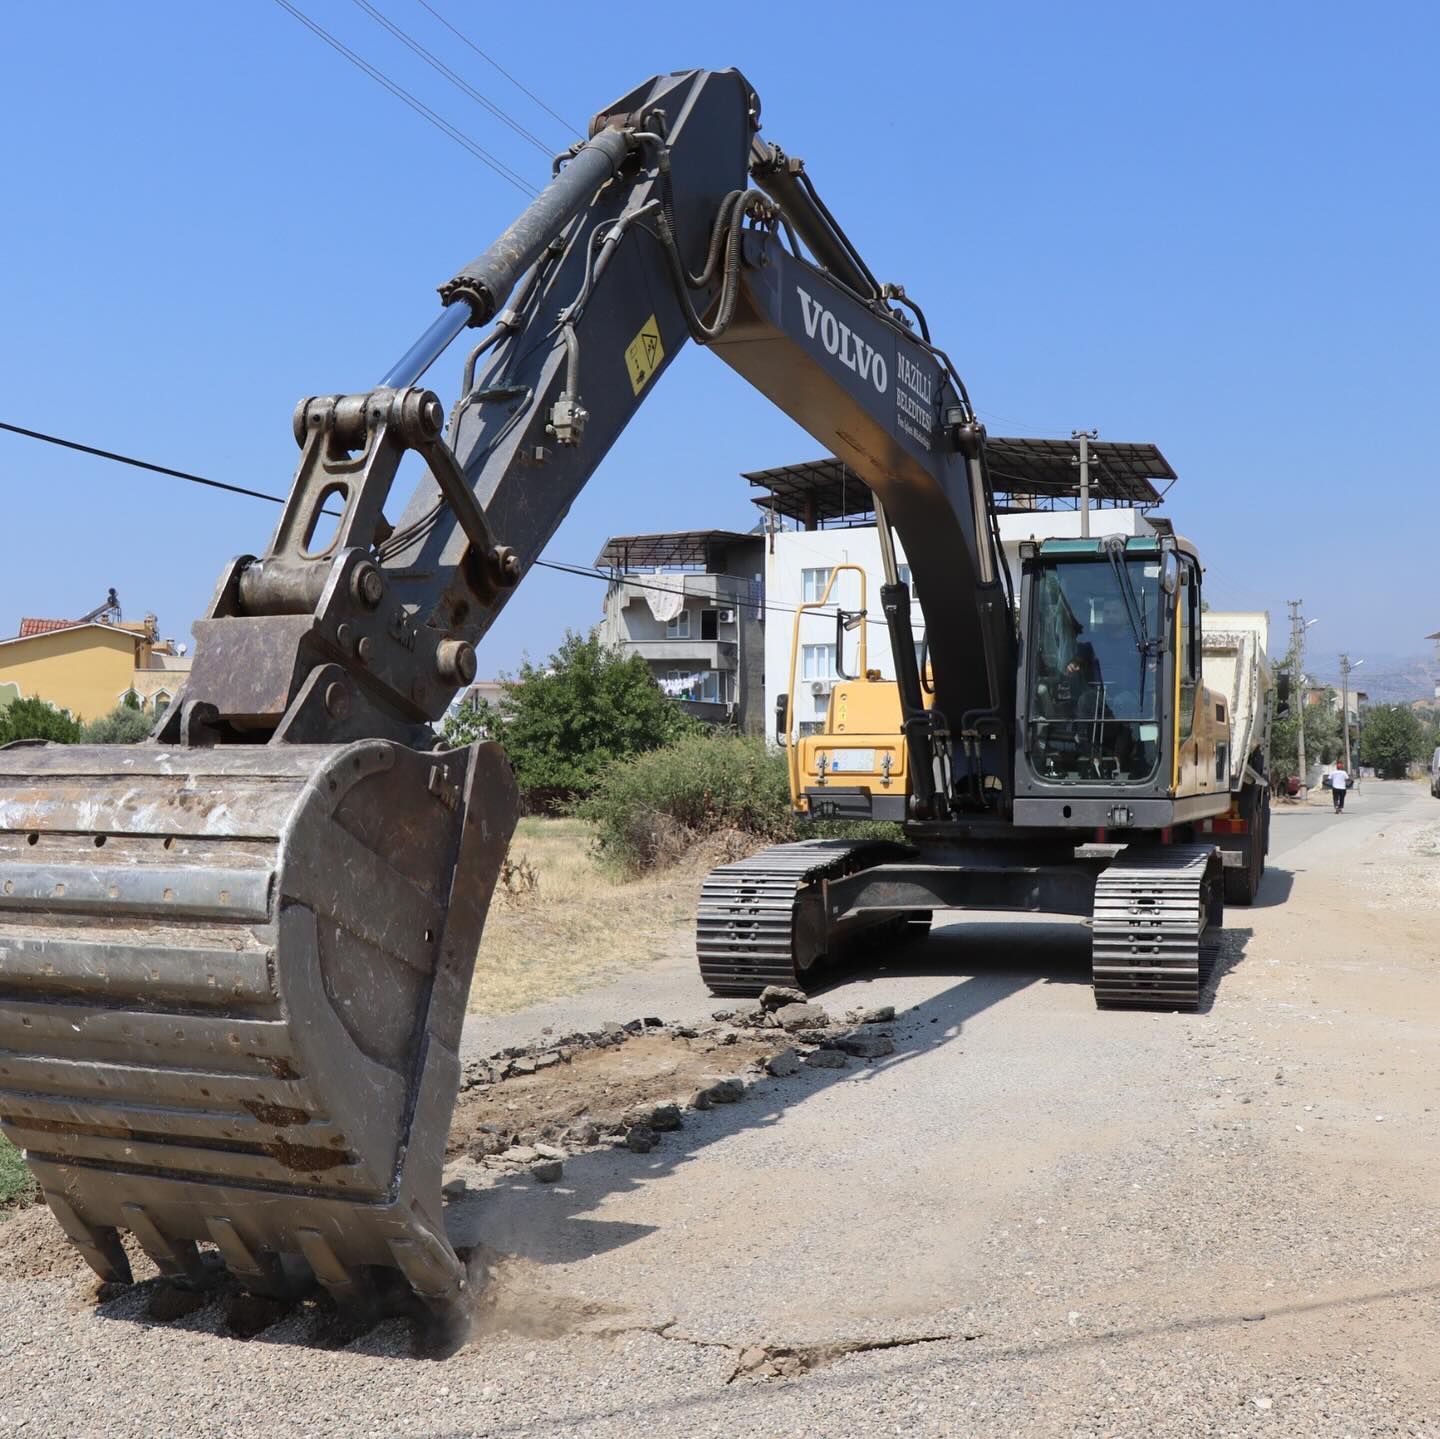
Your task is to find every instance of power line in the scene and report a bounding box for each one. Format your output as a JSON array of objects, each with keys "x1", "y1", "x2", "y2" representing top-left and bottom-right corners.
[
  {"x1": 410, "y1": 0, "x2": 579, "y2": 141},
  {"x1": 0, "y1": 420, "x2": 289, "y2": 506},
  {"x1": 348, "y1": 0, "x2": 554, "y2": 157},
  {"x1": 269, "y1": 0, "x2": 537, "y2": 197},
  {"x1": 975, "y1": 405, "x2": 1071, "y2": 437},
  {"x1": 0, "y1": 418, "x2": 921, "y2": 636}
]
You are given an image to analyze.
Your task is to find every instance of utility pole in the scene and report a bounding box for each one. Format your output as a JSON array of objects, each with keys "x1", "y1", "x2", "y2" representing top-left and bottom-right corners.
[
  {"x1": 1287, "y1": 599, "x2": 1308, "y2": 794},
  {"x1": 1339, "y1": 654, "x2": 1363, "y2": 771},
  {"x1": 1071, "y1": 429, "x2": 1098, "y2": 538}
]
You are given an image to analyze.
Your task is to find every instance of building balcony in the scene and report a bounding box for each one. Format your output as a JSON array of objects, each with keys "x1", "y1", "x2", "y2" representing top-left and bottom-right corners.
[
  {"x1": 678, "y1": 699, "x2": 735, "y2": 725},
  {"x1": 623, "y1": 639, "x2": 738, "y2": 668},
  {"x1": 612, "y1": 573, "x2": 760, "y2": 608}
]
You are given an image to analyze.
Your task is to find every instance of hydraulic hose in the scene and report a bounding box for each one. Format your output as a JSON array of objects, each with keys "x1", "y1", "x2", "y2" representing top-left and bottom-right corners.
[{"x1": 656, "y1": 189, "x2": 766, "y2": 345}]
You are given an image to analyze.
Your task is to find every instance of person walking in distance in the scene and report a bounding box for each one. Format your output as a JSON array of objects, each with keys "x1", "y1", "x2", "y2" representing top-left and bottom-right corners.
[{"x1": 1330, "y1": 760, "x2": 1349, "y2": 813}]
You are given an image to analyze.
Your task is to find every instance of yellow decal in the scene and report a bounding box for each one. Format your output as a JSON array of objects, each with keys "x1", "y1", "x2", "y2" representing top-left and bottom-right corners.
[{"x1": 624, "y1": 315, "x2": 664, "y2": 394}]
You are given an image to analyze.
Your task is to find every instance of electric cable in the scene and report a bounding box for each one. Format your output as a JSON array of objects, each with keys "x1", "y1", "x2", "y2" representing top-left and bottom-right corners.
[
  {"x1": 410, "y1": 0, "x2": 580, "y2": 140},
  {"x1": 0, "y1": 419, "x2": 926, "y2": 635},
  {"x1": 0, "y1": 420, "x2": 293, "y2": 506},
  {"x1": 348, "y1": 0, "x2": 554, "y2": 157},
  {"x1": 269, "y1": 0, "x2": 537, "y2": 196}
]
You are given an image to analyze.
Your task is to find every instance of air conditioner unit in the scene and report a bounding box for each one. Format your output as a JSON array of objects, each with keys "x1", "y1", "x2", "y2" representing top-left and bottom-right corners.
[
  {"x1": 716, "y1": 608, "x2": 735, "y2": 624},
  {"x1": 810, "y1": 680, "x2": 832, "y2": 697}
]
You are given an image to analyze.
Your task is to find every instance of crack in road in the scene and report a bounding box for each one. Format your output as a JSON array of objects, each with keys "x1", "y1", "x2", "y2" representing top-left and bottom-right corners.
[{"x1": 637, "y1": 1322, "x2": 986, "y2": 1382}]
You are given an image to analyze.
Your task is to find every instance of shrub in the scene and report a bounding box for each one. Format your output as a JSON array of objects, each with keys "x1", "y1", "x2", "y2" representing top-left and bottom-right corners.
[
  {"x1": 581, "y1": 734, "x2": 793, "y2": 871},
  {"x1": 0, "y1": 696, "x2": 81, "y2": 746},
  {"x1": 82, "y1": 705, "x2": 154, "y2": 744},
  {"x1": 580, "y1": 732, "x2": 907, "y2": 872},
  {"x1": 0, "y1": 1134, "x2": 35, "y2": 1210}
]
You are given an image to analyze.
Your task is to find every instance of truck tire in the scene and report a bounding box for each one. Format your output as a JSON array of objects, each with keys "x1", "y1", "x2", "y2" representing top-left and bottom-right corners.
[{"x1": 1222, "y1": 786, "x2": 1265, "y2": 905}]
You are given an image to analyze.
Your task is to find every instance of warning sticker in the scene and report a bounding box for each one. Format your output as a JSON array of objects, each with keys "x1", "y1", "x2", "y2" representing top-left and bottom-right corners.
[{"x1": 624, "y1": 314, "x2": 664, "y2": 395}]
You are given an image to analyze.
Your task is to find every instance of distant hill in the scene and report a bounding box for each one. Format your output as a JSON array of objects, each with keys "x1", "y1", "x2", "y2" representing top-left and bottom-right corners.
[{"x1": 1307, "y1": 652, "x2": 1440, "y2": 706}]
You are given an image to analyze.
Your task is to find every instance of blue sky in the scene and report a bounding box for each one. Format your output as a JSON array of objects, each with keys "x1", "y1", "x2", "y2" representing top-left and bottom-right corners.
[{"x1": 2, "y1": 1, "x2": 1436, "y2": 680}]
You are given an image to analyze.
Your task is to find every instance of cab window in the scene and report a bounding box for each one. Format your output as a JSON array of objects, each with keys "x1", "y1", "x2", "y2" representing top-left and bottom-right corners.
[{"x1": 1177, "y1": 561, "x2": 1199, "y2": 741}]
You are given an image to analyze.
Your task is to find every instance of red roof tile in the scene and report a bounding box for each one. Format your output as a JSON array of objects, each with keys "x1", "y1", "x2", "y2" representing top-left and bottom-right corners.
[{"x1": 18, "y1": 618, "x2": 77, "y2": 637}]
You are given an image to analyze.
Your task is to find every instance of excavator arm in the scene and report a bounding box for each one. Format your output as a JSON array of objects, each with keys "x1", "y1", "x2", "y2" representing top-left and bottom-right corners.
[{"x1": 0, "y1": 68, "x2": 1014, "y2": 1317}]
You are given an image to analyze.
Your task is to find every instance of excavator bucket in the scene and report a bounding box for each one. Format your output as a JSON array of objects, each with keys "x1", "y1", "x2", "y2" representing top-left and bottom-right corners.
[{"x1": 0, "y1": 737, "x2": 517, "y2": 1310}]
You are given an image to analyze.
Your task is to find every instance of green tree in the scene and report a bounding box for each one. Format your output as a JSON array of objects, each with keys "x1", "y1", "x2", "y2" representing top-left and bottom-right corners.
[
  {"x1": 1358, "y1": 704, "x2": 1426, "y2": 779},
  {"x1": 442, "y1": 631, "x2": 701, "y2": 805},
  {"x1": 0, "y1": 697, "x2": 81, "y2": 746},
  {"x1": 82, "y1": 704, "x2": 155, "y2": 744},
  {"x1": 1271, "y1": 691, "x2": 1343, "y2": 776}
]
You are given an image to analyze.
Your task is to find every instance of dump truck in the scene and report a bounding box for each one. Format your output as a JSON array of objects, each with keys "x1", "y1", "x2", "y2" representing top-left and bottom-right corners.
[{"x1": 1198, "y1": 611, "x2": 1274, "y2": 903}]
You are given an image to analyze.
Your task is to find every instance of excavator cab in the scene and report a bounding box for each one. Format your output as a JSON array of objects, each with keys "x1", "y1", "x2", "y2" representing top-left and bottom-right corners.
[{"x1": 1013, "y1": 535, "x2": 1230, "y2": 831}]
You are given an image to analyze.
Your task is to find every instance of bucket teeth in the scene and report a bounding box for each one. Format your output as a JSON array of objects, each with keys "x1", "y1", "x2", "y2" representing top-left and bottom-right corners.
[
  {"x1": 0, "y1": 738, "x2": 517, "y2": 1312},
  {"x1": 43, "y1": 1192, "x2": 132, "y2": 1285},
  {"x1": 297, "y1": 1227, "x2": 372, "y2": 1307},
  {"x1": 121, "y1": 1203, "x2": 208, "y2": 1284}
]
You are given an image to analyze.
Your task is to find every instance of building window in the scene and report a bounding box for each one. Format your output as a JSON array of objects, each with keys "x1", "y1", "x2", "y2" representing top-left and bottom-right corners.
[
  {"x1": 802, "y1": 644, "x2": 837, "y2": 679},
  {"x1": 665, "y1": 610, "x2": 690, "y2": 639},
  {"x1": 664, "y1": 669, "x2": 730, "y2": 704},
  {"x1": 802, "y1": 567, "x2": 832, "y2": 604},
  {"x1": 797, "y1": 721, "x2": 825, "y2": 737},
  {"x1": 700, "y1": 610, "x2": 719, "y2": 641},
  {"x1": 897, "y1": 564, "x2": 918, "y2": 598}
]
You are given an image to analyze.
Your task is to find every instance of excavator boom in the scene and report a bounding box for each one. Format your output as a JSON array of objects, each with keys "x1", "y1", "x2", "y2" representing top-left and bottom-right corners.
[{"x1": 0, "y1": 67, "x2": 1014, "y2": 1316}]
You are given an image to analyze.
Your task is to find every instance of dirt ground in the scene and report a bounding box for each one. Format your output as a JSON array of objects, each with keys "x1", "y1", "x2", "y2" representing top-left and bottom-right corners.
[
  {"x1": 2, "y1": 784, "x2": 1439, "y2": 1436},
  {"x1": 446, "y1": 1028, "x2": 787, "y2": 1155},
  {"x1": 470, "y1": 817, "x2": 729, "y2": 1015}
]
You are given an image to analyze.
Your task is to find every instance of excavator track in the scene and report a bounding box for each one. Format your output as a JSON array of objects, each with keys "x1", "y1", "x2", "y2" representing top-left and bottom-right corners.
[
  {"x1": 0, "y1": 738, "x2": 515, "y2": 1312},
  {"x1": 696, "y1": 839, "x2": 904, "y2": 996},
  {"x1": 1091, "y1": 844, "x2": 1223, "y2": 1011}
]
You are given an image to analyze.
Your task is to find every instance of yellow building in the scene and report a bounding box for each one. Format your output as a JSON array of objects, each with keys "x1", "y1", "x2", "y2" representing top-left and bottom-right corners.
[{"x1": 0, "y1": 613, "x2": 189, "y2": 723}]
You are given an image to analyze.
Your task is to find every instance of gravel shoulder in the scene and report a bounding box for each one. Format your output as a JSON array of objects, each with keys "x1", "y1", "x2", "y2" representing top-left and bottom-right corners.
[{"x1": 3, "y1": 784, "x2": 1438, "y2": 1437}]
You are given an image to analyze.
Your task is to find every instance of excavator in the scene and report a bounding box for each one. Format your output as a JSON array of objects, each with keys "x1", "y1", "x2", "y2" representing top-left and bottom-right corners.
[{"x1": 0, "y1": 68, "x2": 1236, "y2": 1319}]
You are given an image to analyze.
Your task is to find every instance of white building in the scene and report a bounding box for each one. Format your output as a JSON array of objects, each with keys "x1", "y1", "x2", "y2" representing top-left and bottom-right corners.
[
  {"x1": 595, "y1": 529, "x2": 767, "y2": 733},
  {"x1": 747, "y1": 442, "x2": 1175, "y2": 738}
]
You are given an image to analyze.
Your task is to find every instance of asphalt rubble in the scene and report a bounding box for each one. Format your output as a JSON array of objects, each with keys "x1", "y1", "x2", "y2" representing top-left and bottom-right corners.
[{"x1": 449, "y1": 985, "x2": 901, "y2": 1185}]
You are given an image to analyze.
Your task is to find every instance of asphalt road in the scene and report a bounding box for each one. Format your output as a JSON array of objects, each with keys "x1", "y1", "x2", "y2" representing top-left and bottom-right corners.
[
  {"x1": 1267, "y1": 776, "x2": 1416, "y2": 864},
  {"x1": 460, "y1": 779, "x2": 1421, "y2": 1061},
  {"x1": 453, "y1": 781, "x2": 1440, "y2": 1434}
]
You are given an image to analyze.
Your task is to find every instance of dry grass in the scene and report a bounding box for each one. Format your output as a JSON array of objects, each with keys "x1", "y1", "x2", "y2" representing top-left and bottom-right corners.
[{"x1": 468, "y1": 817, "x2": 716, "y2": 1016}]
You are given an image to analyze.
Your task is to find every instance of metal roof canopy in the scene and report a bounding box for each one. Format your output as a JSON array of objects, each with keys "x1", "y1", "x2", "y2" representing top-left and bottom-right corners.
[
  {"x1": 746, "y1": 438, "x2": 1175, "y2": 524},
  {"x1": 595, "y1": 529, "x2": 757, "y2": 570}
]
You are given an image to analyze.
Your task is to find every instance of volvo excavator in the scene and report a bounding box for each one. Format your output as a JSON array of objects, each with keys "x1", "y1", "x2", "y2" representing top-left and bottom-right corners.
[{"x1": 0, "y1": 68, "x2": 1235, "y2": 1319}]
